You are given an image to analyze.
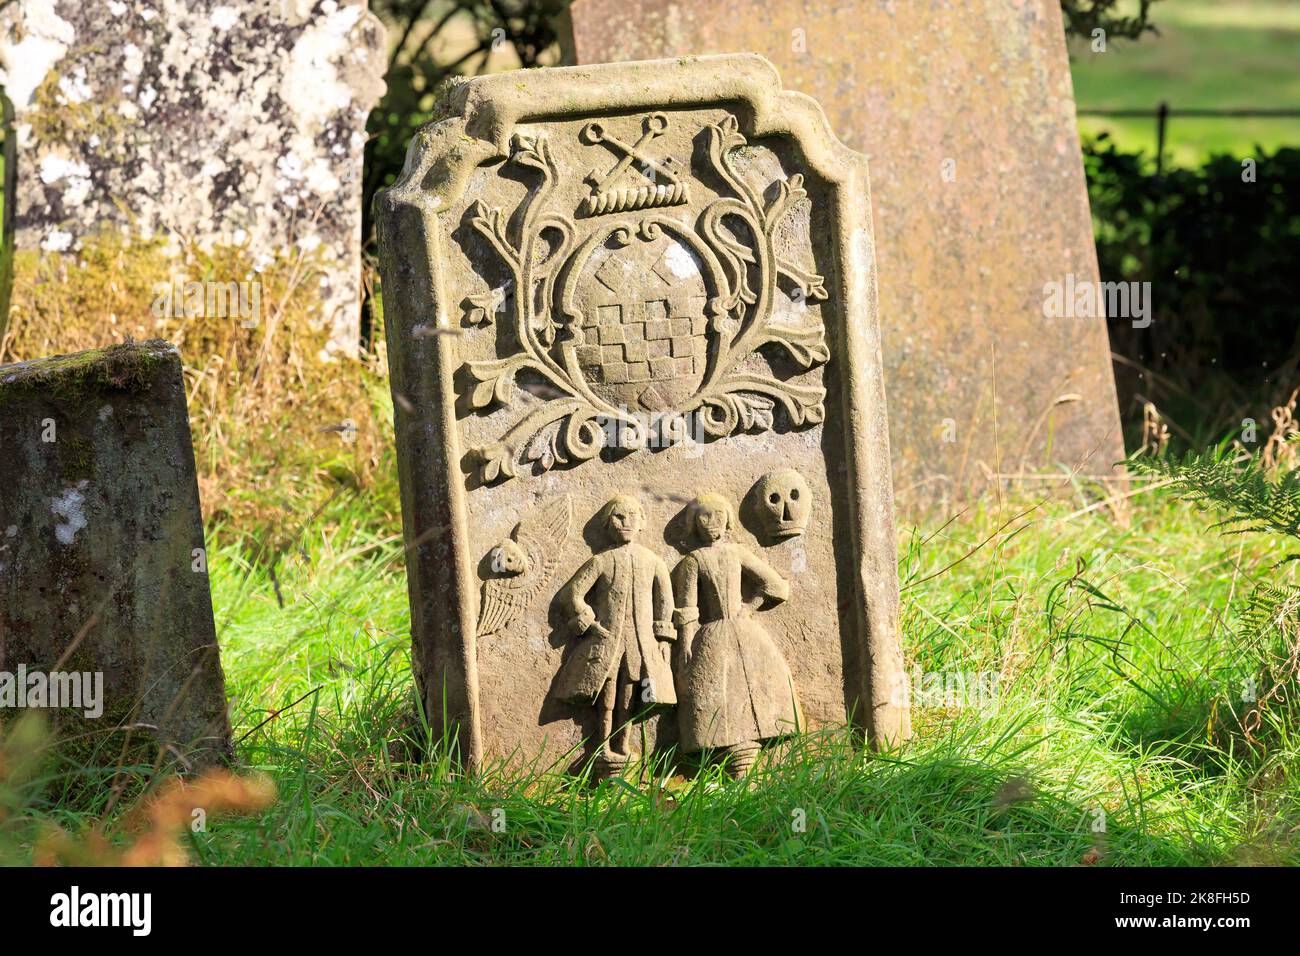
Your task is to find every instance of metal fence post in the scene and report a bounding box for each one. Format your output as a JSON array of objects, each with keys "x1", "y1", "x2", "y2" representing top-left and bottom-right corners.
[{"x1": 1155, "y1": 101, "x2": 1169, "y2": 178}]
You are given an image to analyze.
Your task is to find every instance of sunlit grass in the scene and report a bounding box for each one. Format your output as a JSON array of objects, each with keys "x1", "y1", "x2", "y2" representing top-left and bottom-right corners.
[
  {"x1": 5, "y1": 477, "x2": 1296, "y2": 865},
  {"x1": 186, "y1": 485, "x2": 1299, "y2": 864}
]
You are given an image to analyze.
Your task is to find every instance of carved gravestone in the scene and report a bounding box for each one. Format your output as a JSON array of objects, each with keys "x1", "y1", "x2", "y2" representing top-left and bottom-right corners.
[
  {"x1": 376, "y1": 55, "x2": 909, "y2": 775},
  {"x1": 0, "y1": 341, "x2": 232, "y2": 769},
  {"x1": 0, "y1": 0, "x2": 386, "y2": 357},
  {"x1": 563, "y1": 0, "x2": 1127, "y2": 506}
]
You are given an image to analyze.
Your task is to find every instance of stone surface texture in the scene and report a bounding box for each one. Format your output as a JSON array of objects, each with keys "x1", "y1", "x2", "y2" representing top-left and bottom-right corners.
[
  {"x1": 376, "y1": 55, "x2": 909, "y2": 773},
  {"x1": 0, "y1": 341, "x2": 232, "y2": 768},
  {"x1": 0, "y1": 0, "x2": 386, "y2": 357},
  {"x1": 564, "y1": 0, "x2": 1126, "y2": 506}
]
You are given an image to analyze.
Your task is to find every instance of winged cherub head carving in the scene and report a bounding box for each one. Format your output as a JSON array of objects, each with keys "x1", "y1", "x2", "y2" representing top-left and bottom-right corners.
[
  {"x1": 476, "y1": 495, "x2": 573, "y2": 640},
  {"x1": 489, "y1": 539, "x2": 530, "y2": 577}
]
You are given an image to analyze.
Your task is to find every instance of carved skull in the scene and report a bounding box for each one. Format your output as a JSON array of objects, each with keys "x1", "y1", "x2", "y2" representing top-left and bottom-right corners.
[{"x1": 754, "y1": 468, "x2": 812, "y2": 540}]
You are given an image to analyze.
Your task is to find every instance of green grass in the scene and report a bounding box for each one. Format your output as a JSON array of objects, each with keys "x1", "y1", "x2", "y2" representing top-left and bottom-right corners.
[
  {"x1": 1069, "y1": 0, "x2": 1300, "y2": 166},
  {"x1": 11, "y1": 477, "x2": 1297, "y2": 866}
]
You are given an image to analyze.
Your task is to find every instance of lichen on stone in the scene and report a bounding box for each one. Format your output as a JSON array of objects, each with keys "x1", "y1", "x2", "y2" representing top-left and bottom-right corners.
[{"x1": 0, "y1": 0, "x2": 388, "y2": 358}]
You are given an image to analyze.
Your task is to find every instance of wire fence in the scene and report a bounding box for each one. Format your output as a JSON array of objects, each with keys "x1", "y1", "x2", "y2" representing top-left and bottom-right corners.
[{"x1": 1077, "y1": 104, "x2": 1300, "y2": 175}]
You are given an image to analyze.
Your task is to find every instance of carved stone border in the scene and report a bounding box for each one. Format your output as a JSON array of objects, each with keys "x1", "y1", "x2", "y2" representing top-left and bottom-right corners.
[{"x1": 375, "y1": 54, "x2": 909, "y2": 771}]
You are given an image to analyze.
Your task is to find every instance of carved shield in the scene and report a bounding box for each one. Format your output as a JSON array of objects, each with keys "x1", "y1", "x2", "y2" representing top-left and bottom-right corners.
[{"x1": 568, "y1": 232, "x2": 710, "y2": 412}]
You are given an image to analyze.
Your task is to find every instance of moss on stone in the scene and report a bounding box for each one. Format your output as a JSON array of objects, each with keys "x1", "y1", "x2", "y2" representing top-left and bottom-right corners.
[
  {"x1": 2, "y1": 229, "x2": 389, "y2": 533},
  {"x1": 58, "y1": 435, "x2": 96, "y2": 482},
  {"x1": 0, "y1": 340, "x2": 173, "y2": 406}
]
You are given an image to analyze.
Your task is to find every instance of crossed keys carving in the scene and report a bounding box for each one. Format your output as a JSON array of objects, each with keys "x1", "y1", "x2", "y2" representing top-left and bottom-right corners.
[{"x1": 579, "y1": 112, "x2": 690, "y2": 216}]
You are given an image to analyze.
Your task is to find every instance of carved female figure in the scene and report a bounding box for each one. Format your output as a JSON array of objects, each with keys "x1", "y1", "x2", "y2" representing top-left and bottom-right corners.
[{"x1": 673, "y1": 493, "x2": 803, "y2": 777}]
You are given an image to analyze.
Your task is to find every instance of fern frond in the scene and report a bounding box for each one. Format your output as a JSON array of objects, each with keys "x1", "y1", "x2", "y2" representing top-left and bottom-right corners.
[{"x1": 1129, "y1": 449, "x2": 1300, "y2": 543}]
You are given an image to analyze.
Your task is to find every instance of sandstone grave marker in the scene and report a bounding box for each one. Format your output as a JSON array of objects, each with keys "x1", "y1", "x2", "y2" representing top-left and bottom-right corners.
[
  {"x1": 0, "y1": 341, "x2": 232, "y2": 768},
  {"x1": 376, "y1": 55, "x2": 909, "y2": 775},
  {"x1": 563, "y1": 0, "x2": 1127, "y2": 505}
]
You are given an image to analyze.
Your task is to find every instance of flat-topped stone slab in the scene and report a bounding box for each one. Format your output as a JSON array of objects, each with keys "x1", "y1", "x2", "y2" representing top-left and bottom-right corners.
[{"x1": 0, "y1": 341, "x2": 232, "y2": 769}]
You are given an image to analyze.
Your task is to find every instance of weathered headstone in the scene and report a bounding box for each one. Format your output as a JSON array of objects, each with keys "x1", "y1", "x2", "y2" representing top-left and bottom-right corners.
[
  {"x1": 0, "y1": 0, "x2": 386, "y2": 357},
  {"x1": 563, "y1": 0, "x2": 1127, "y2": 507},
  {"x1": 0, "y1": 341, "x2": 232, "y2": 768},
  {"x1": 376, "y1": 55, "x2": 909, "y2": 775}
]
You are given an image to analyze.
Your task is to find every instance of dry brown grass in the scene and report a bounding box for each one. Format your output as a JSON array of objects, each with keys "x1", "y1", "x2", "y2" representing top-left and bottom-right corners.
[
  {"x1": 2, "y1": 691, "x2": 274, "y2": 869},
  {"x1": 32, "y1": 768, "x2": 276, "y2": 867},
  {"x1": 0, "y1": 232, "x2": 397, "y2": 541},
  {"x1": 1261, "y1": 387, "x2": 1300, "y2": 472}
]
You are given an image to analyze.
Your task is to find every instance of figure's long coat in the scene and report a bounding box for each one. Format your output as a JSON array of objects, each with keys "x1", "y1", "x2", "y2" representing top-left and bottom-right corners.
[{"x1": 553, "y1": 543, "x2": 677, "y2": 705}]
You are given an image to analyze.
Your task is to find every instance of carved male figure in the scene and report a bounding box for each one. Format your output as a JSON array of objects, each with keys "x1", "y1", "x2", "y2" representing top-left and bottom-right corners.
[
  {"x1": 553, "y1": 494, "x2": 677, "y2": 774},
  {"x1": 673, "y1": 492, "x2": 804, "y2": 778}
]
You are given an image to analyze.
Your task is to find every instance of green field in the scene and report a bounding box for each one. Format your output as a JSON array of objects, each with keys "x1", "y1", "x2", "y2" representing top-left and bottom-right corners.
[{"x1": 1069, "y1": 0, "x2": 1300, "y2": 166}]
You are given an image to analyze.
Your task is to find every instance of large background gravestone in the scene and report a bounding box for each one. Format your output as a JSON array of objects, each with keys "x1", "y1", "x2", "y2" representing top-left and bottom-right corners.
[
  {"x1": 563, "y1": 0, "x2": 1127, "y2": 506},
  {"x1": 377, "y1": 55, "x2": 909, "y2": 773},
  {"x1": 0, "y1": 341, "x2": 232, "y2": 767},
  {"x1": 0, "y1": 0, "x2": 386, "y2": 357}
]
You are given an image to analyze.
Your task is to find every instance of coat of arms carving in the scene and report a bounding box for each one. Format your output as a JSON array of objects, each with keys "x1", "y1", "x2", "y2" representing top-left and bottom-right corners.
[{"x1": 458, "y1": 110, "x2": 831, "y2": 484}]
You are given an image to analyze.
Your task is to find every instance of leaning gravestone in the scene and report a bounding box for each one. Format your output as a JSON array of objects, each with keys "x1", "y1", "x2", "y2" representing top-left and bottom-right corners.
[
  {"x1": 0, "y1": 341, "x2": 232, "y2": 769},
  {"x1": 0, "y1": 0, "x2": 386, "y2": 357},
  {"x1": 563, "y1": 0, "x2": 1127, "y2": 506},
  {"x1": 376, "y1": 55, "x2": 909, "y2": 776}
]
